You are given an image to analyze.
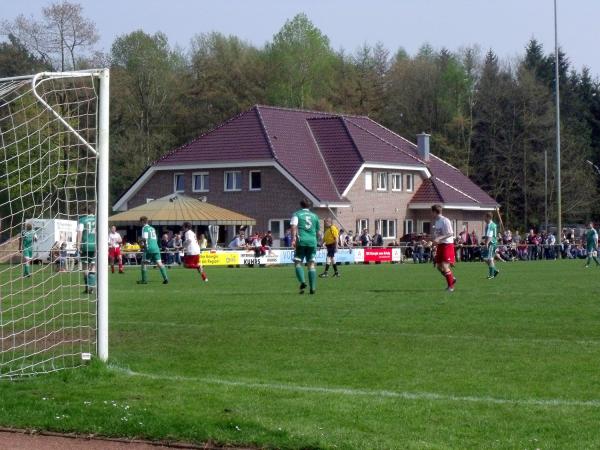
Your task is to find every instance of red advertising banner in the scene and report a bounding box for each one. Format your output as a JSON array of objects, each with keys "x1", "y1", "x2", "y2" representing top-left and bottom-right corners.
[{"x1": 363, "y1": 247, "x2": 393, "y2": 262}]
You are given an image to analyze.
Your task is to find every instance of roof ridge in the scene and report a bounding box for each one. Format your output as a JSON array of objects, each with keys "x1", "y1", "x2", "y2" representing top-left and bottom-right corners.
[
  {"x1": 429, "y1": 153, "x2": 461, "y2": 172},
  {"x1": 305, "y1": 119, "x2": 343, "y2": 200},
  {"x1": 433, "y1": 177, "x2": 479, "y2": 203},
  {"x1": 255, "y1": 104, "x2": 369, "y2": 120},
  {"x1": 254, "y1": 105, "x2": 278, "y2": 160},
  {"x1": 340, "y1": 117, "x2": 365, "y2": 164},
  {"x1": 344, "y1": 117, "x2": 425, "y2": 165},
  {"x1": 362, "y1": 117, "x2": 424, "y2": 151}
]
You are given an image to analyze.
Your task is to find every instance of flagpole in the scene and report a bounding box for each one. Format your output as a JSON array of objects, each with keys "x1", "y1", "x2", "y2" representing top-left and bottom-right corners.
[{"x1": 554, "y1": 0, "x2": 561, "y2": 238}]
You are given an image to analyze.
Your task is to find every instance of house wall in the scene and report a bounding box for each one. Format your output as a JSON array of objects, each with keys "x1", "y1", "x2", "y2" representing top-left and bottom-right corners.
[
  {"x1": 409, "y1": 209, "x2": 486, "y2": 239},
  {"x1": 335, "y1": 168, "x2": 425, "y2": 242},
  {"x1": 128, "y1": 166, "x2": 307, "y2": 239},
  {"x1": 125, "y1": 166, "x2": 488, "y2": 245}
]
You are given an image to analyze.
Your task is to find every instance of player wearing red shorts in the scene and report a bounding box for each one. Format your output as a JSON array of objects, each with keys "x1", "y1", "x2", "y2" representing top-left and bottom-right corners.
[
  {"x1": 431, "y1": 204, "x2": 456, "y2": 292},
  {"x1": 182, "y1": 222, "x2": 207, "y2": 282},
  {"x1": 108, "y1": 225, "x2": 124, "y2": 274}
]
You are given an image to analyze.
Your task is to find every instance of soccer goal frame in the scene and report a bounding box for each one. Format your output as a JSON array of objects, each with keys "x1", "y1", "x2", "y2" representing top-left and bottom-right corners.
[{"x1": 0, "y1": 69, "x2": 109, "y2": 372}]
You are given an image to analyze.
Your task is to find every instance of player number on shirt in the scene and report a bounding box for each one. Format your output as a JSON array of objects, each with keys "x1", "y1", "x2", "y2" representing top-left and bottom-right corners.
[{"x1": 304, "y1": 216, "x2": 312, "y2": 230}]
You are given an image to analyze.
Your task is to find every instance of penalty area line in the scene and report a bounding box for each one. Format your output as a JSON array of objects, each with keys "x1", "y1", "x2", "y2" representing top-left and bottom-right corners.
[{"x1": 109, "y1": 366, "x2": 600, "y2": 409}]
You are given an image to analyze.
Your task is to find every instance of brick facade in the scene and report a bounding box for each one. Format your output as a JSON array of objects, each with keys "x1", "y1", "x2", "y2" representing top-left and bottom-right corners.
[
  {"x1": 335, "y1": 168, "x2": 425, "y2": 241},
  {"x1": 126, "y1": 165, "x2": 487, "y2": 244},
  {"x1": 128, "y1": 166, "x2": 306, "y2": 240}
]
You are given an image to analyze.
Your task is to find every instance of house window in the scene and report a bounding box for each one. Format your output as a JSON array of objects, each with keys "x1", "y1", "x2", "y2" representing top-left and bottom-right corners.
[
  {"x1": 356, "y1": 218, "x2": 369, "y2": 234},
  {"x1": 174, "y1": 173, "x2": 184, "y2": 192},
  {"x1": 364, "y1": 171, "x2": 373, "y2": 191},
  {"x1": 224, "y1": 171, "x2": 242, "y2": 191},
  {"x1": 376, "y1": 219, "x2": 396, "y2": 239},
  {"x1": 405, "y1": 173, "x2": 414, "y2": 192},
  {"x1": 376, "y1": 172, "x2": 387, "y2": 191},
  {"x1": 391, "y1": 173, "x2": 402, "y2": 191},
  {"x1": 404, "y1": 219, "x2": 414, "y2": 235},
  {"x1": 193, "y1": 172, "x2": 209, "y2": 192},
  {"x1": 249, "y1": 170, "x2": 261, "y2": 191},
  {"x1": 421, "y1": 220, "x2": 431, "y2": 234}
]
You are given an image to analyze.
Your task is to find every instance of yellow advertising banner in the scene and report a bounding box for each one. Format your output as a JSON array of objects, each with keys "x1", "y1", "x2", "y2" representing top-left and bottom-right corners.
[{"x1": 200, "y1": 251, "x2": 240, "y2": 266}]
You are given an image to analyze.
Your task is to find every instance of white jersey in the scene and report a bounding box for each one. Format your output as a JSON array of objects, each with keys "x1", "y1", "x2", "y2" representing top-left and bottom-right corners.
[
  {"x1": 108, "y1": 232, "x2": 122, "y2": 248},
  {"x1": 183, "y1": 229, "x2": 200, "y2": 255},
  {"x1": 433, "y1": 215, "x2": 454, "y2": 244}
]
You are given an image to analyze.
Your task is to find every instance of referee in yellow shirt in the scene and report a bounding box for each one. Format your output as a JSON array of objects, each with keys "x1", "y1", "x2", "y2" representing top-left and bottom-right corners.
[{"x1": 320, "y1": 218, "x2": 340, "y2": 278}]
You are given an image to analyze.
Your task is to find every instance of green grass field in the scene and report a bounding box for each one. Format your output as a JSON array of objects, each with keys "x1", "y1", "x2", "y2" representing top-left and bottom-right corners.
[{"x1": 1, "y1": 260, "x2": 600, "y2": 449}]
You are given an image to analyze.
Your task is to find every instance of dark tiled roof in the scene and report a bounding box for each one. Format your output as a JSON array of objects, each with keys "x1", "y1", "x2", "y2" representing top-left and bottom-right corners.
[
  {"x1": 126, "y1": 104, "x2": 497, "y2": 208},
  {"x1": 306, "y1": 117, "x2": 363, "y2": 195},
  {"x1": 257, "y1": 106, "x2": 342, "y2": 202},
  {"x1": 156, "y1": 108, "x2": 273, "y2": 165},
  {"x1": 411, "y1": 178, "x2": 443, "y2": 203}
]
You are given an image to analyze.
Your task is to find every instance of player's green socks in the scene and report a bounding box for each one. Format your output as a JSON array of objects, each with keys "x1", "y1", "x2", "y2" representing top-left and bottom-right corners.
[
  {"x1": 159, "y1": 266, "x2": 168, "y2": 281},
  {"x1": 308, "y1": 268, "x2": 316, "y2": 291},
  {"x1": 23, "y1": 264, "x2": 30, "y2": 276},
  {"x1": 83, "y1": 273, "x2": 88, "y2": 287},
  {"x1": 489, "y1": 266, "x2": 494, "y2": 277},
  {"x1": 295, "y1": 265, "x2": 305, "y2": 283},
  {"x1": 88, "y1": 272, "x2": 96, "y2": 288},
  {"x1": 141, "y1": 266, "x2": 148, "y2": 282}
]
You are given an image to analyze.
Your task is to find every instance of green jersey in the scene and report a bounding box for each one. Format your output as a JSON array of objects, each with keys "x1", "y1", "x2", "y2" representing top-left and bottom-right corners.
[
  {"x1": 485, "y1": 221, "x2": 497, "y2": 246},
  {"x1": 292, "y1": 208, "x2": 319, "y2": 248},
  {"x1": 22, "y1": 229, "x2": 36, "y2": 257},
  {"x1": 587, "y1": 228, "x2": 598, "y2": 248},
  {"x1": 142, "y1": 224, "x2": 160, "y2": 253},
  {"x1": 78, "y1": 215, "x2": 96, "y2": 253}
]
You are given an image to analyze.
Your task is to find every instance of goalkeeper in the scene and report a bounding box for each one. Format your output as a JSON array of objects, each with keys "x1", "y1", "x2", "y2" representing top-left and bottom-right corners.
[
  {"x1": 138, "y1": 216, "x2": 169, "y2": 285},
  {"x1": 21, "y1": 223, "x2": 37, "y2": 278},
  {"x1": 482, "y1": 212, "x2": 500, "y2": 279},
  {"x1": 77, "y1": 206, "x2": 96, "y2": 293}
]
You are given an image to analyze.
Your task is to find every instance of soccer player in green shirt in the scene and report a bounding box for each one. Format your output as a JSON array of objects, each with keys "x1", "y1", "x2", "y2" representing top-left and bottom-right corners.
[
  {"x1": 290, "y1": 198, "x2": 320, "y2": 294},
  {"x1": 21, "y1": 223, "x2": 37, "y2": 278},
  {"x1": 77, "y1": 207, "x2": 96, "y2": 293},
  {"x1": 138, "y1": 216, "x2": 169, "y2": 284},
  {"x1": 585, "y1": 222, "x2": 600, "y2": 267},
  {"x1": 483, "y1": 212, "x2": 500, "y2": 279}
]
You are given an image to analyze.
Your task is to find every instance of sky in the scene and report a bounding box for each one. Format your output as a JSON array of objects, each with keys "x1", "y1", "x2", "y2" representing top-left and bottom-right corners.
[{"x1": 4, "y1": 0, "x2": 600, "y2": 76}]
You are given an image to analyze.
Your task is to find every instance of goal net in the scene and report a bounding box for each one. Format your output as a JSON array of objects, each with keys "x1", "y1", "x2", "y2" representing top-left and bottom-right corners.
[{"x1": 0, "y1": 70, "x2": 109, "y2": 379}]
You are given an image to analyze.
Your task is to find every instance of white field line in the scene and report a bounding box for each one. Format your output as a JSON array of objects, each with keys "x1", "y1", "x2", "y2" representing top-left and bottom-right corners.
[
  {"x1": 110, "y1": 366, "x2": 600, "y2": 409},
  {"x1": 112, "y1": 320, "x2": 600, "y2": 347}
]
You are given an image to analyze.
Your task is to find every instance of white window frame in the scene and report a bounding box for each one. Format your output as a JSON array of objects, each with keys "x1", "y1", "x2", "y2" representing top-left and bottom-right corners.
[
  {"x1": 376, "y1": 172, "x2": 388, "y2": 191},
  {"x1": 403, "y1": 219, "x2": 414, "y2": 235},
  {"x1": 174, "y1": 173, "x2": 185, "y2": 193},
  {"x1": 249, "y1": 170, "x2": 262, "y2": 191},
  {"x1": 364, "y1": 171, "x2": 373, "y2": 191},
  {"x1": 376, "y1": 219, "x2": 396, "y2": 239},
  {"x1": 357, "y1": 218, "x2": 369, "y2": 234},
  {"x1": 391, "y1": 173, "x2": 402, "y2": 191},
  {"x1": 405, "y1": 173, "x2": 414, "y2": 192},
  {"x1": 269, "y1": 218, "x2": 292, "y2": 240},
  {"x1": 192, "y1": 172, "x2": 209, "y2": 193},
  {"x1": 224, "y1": 170, "x2": 242, "y2": 192},
  {"x1": 419, "y1": 220, "x2": 431, "y2": 234}
]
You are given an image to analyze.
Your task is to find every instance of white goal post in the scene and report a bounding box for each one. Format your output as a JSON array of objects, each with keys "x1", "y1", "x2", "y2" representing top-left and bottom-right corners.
[{"x1": 0, "y1": 69, "x2": 109, "y2": 378}]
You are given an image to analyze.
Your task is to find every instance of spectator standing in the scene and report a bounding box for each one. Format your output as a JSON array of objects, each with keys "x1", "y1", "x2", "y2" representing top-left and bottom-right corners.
[
  {"x1": 372, "y1": 229, "x2": 383, "y2": 247},
  {"x1": 360, "y1": 228, "x2": 372, "y2": 247}
]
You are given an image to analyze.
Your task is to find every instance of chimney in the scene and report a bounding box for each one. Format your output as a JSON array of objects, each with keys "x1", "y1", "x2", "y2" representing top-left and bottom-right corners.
[{"x1": 417, "y1": 133, "x2": 430, "y2": 162}]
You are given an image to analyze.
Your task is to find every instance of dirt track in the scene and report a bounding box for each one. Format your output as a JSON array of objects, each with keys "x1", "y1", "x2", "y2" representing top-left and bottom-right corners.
[{"x1": 0, "y1": 429, "x2": 244, "y2": 450}]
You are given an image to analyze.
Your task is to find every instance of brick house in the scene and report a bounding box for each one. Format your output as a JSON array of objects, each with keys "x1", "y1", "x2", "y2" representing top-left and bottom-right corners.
[{"x1": 113, "y1": 105, "x2": 497, "y2": 245}]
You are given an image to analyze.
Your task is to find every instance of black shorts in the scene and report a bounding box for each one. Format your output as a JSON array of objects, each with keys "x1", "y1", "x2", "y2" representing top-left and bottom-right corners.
[{"x1": 326, "y1": 244, "x2": 337, "y2": 258}]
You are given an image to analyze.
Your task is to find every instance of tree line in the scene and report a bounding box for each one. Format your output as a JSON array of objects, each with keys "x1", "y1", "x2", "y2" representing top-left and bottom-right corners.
[{"x1": 2, "y1": 3, "x2": 600, "y2": 230}]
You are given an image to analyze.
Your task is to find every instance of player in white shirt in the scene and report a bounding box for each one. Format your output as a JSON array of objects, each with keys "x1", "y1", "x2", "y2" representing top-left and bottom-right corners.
[
  {"x1": 431, "y1": 204, "x2": 457, "y2": 292},
  {"x1": 108, "y1": 225, "x2": 124, "y2": 274},
  {"x1": 182, "y1": 222, "x2": 207, "y2": 282}
]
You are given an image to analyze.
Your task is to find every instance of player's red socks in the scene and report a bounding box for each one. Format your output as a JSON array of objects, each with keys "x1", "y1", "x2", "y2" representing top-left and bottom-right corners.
[
  {"x1": 443, "y1": 270, "x2": 454, "y2": 288},
  {"x1": 111, "y1": 265, "x2": 114, "y2": 274}
]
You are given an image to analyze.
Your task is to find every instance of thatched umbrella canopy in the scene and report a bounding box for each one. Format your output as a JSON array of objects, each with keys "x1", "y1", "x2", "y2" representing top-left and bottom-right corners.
[{"x1": 109, "y1": 195, "x2": 255, "y2": 226}]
